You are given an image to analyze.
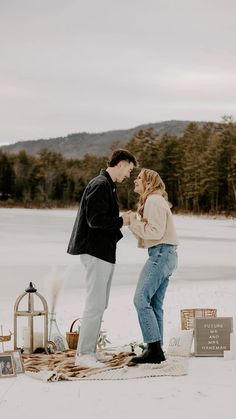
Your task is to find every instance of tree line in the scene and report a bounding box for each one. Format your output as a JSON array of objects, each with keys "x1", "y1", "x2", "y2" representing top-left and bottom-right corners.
[{"x1": 0, "y1": 120, "x2": 235, "y2": 214}]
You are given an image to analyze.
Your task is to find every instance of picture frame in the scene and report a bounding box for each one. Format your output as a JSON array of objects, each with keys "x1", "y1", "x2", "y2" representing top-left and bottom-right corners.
[
  {"x1": 5, "y1": 350, "x2": 24, "y2": 374},
  {"x1": 0, "y1": 353, "x2": 16, "y2": 378}
]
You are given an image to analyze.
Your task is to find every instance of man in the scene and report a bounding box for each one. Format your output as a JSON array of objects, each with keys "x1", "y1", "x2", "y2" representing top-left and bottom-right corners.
[{"x1": 67, "y1": 149, "x2": 137, "y2": 368}]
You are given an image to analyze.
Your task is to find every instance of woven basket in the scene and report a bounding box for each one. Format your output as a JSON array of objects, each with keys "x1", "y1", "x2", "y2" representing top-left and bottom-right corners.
[
  {"x1": 180, "y1": 308, "x2": 217, "y2": 330},
  {"x1": 0, "y1": 332, "x2": 12, "y2": 343},
  {"x1": 66, "y1": 318, "x2": 80, "y2": 349}
]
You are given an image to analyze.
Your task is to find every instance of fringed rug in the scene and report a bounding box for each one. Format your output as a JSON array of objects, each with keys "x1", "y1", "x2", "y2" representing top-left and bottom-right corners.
[
  {"x1": 82, "y1": 358, "x2": 188, "y2": 380},
  {"x1": 22, "y1": 350, "x2": 188, "y2": 382}
]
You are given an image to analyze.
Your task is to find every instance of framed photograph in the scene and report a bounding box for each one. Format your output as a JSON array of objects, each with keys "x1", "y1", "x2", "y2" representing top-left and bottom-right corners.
[
  {"x1": 5, "y1": 350, "x2": 24, "y2": 374},
  {"x1": 0, "y1": 353, "x2": 16, "y2": 378}
]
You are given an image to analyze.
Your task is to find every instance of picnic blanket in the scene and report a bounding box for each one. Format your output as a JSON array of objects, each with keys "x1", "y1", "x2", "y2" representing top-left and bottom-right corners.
[{"x1": 23, "y1": 350, "x2": 188, "y2": 382}]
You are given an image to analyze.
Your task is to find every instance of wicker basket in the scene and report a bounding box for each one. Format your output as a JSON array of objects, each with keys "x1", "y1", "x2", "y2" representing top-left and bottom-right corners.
[
  {"x1": 0, "y1": 332, "x2": 12, "y2": 343},
  {"x1": 66, "y1": 318, "x2": 80, "y2": 349},
  {"x1": 180, "y1": 308, "x2": 217, "y2": 330}
]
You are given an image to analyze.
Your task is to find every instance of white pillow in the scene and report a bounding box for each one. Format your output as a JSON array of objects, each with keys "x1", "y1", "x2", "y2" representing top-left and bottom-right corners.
[{"x1": 165, "y1": 329, "x2": 194, "y2": 357}]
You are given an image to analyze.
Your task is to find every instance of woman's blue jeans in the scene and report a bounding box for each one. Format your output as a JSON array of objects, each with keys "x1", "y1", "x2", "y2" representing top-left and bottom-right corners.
[{"x1": 134, "y1": 243, "x2": 178, "y2": 345}]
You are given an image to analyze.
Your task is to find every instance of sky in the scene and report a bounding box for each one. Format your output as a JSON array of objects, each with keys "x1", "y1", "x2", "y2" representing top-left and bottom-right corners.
[{"x1": 1, "y1": 0, "x2": 236, "y2": 145}]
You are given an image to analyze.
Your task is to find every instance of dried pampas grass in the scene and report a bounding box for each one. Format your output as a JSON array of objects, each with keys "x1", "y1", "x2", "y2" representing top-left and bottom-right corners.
[{"x1": 43, "y1": 265, "x2": 73, "y2": 313}]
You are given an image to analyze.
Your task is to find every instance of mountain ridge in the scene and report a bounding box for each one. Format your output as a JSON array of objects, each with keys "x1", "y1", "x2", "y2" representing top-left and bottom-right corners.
[{"x1": 0, "y1": 120, "x2": 208, "y2": 159}]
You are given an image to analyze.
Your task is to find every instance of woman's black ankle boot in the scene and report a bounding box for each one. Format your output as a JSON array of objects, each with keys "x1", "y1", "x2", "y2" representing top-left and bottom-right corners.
[{"x1": 130, "y1": 341, "x2": 166, "y2": 364}]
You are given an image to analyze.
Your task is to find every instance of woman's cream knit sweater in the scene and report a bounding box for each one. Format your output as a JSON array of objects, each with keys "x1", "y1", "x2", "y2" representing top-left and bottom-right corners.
[{"x1": 129, "y1": 194, "x2": 178, "y2": 248}]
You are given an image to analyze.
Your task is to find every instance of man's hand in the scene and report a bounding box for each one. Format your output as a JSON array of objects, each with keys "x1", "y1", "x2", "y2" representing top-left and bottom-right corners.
[
  {"x1": 129, "y1": 211, "x2": 136, "y2": 223},
  {"x1": 121, "y1": 212, "x2": 131, "y2": 226},
  {"x1": 122, "y1": 211, "x2": 136, "y2": 226}
]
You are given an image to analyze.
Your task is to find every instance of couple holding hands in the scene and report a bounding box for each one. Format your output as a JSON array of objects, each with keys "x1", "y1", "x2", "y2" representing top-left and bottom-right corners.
[{"x1": 67, "y1": 149, "x2": 178, "y2": 368}]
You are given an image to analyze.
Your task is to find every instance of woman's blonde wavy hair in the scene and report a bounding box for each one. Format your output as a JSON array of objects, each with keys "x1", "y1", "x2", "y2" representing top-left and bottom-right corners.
[{"x1": 137, "y1": 168, "x2": 169, "y2": 218}]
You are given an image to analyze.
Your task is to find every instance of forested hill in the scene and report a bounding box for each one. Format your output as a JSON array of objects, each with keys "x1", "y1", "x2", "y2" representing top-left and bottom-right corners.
[
  {"x1": 1, "y1": 120, "x2": 206, "y2": 159},
  {"x1": 0, "y1": 120, "x2": 235, "y2": 213}
]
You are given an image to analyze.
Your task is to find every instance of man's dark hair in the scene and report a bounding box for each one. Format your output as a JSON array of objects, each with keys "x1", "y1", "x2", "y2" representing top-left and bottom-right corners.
[{"x1": 108, "y1": 149, "x2": 138, "y2": 167}]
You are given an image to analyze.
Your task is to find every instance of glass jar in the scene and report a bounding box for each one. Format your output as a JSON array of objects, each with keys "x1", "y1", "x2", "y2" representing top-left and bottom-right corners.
[{"x1": 48, "y1": 312, "x2": 68, "y2": 352}]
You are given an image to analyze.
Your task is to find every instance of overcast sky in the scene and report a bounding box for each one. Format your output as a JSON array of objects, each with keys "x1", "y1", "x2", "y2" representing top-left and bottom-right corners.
[{"x1": 1, "y1": 0, "x2": 236, "y2": 145}]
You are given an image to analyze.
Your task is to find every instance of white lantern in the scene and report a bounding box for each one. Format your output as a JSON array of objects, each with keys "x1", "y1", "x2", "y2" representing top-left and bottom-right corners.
[{"x1": 14, "y1": 282, "x2": 48, "y2": 354}]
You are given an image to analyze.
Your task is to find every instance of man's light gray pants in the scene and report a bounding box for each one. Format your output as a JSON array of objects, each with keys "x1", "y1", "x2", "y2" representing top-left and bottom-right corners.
[{"x1": 77, "y1": 254, "x2": 115, "y2": 355}]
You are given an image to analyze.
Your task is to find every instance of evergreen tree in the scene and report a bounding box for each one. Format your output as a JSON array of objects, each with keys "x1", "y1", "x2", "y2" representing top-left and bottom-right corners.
[
  {"x1": 157, "y1": 135, "x2": 184, "y2": 208},
  {"x1": 181, "y1": 123, "x2": 208, "y2": 211},
  {"x1": 0, "y1": 152, "x2": 15, "y2": 199}
]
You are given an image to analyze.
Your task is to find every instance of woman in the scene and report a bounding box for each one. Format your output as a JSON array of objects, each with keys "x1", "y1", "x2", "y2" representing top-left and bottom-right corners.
[
  {"x1": 128, "y1": 168, "x2": 178, "y2": 364},
  {"x1": 2, "y1": 360, "x2": 13, "y2": 375}
]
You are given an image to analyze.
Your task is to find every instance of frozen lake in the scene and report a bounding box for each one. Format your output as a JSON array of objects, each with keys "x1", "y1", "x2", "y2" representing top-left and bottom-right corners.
[
  {"x1": 0, "y1": 208, "x2": 235, "y2": 297},
  {"x1": 0, "y1": 209, "x2": 236, "y2": 419}
]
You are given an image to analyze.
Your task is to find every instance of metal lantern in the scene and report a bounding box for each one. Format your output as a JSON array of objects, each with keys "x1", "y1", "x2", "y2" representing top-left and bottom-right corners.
[{"x1": 14, "y1": 282, "x2": 48, "y2": 354}]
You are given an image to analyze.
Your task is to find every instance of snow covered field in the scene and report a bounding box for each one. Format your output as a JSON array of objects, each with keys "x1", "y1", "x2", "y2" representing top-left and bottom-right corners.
[{"x1": 0, "y1": 208, "x2": 236, "y2": 419}]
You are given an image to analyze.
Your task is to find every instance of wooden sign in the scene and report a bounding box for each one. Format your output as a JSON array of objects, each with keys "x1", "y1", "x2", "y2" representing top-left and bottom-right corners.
[{"x1": 194, "y1": 317, "x2": 233, "y2": 356}]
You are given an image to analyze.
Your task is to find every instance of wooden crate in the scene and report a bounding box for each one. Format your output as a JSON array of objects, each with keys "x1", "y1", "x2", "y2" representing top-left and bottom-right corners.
[{"x1": 180, "y1": 308, "x2": 217, "y2": 330}]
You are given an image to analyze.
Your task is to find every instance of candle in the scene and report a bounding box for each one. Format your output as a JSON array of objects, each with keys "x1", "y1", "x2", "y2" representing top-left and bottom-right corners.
[
  {"x1": 224, "y1": 350, "x2": 233, "y2": 360},
  {"x1": 224, "y1": 332, "x2": 236, "y2": 360},
  {"x1": 230, "y1": 332, "x2": 236, "y2": 358},
  {"x1": 23, "y1": 328, "x2": 44, "y2": 351},
  {"x1": 23, "y1": 326, "x2": 30, "y2": 349},
  {"x1": 33, "y1": 332, "x2": 44, "y2": 350}
]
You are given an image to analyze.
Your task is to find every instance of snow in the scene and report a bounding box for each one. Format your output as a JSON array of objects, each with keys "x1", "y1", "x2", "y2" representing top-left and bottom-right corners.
[{"x1": 0, "y1": 208, "x2": 236, "y2": 419}]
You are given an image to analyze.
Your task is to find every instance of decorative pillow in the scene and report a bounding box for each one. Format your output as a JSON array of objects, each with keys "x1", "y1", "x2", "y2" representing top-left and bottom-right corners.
[{"x1": 165, "y1": 329, "x2": 194, "y2": 357}]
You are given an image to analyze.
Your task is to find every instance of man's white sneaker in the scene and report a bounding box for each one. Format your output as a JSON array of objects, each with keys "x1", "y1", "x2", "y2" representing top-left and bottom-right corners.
[
  {"x1": 75, "y1": 354, "x2": 105, "y2": 369},
  {"x1": 96, "y1": 352, "x2": 113, "y2": 362}
]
